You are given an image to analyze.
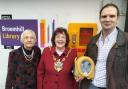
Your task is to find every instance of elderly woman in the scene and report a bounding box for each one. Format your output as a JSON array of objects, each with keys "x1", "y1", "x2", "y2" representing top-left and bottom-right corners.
[
  {"x1": 5, "y1": 29, "x2": 41, "y2": 89},
  {"x1": 37, "y1": 27, "x2": 78, "y2": 89}
]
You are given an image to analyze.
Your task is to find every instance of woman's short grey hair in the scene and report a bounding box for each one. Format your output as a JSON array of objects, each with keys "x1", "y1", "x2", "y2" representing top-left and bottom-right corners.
[{"x1": 20, "y1": 29, "x2": 36, "y2": 43}]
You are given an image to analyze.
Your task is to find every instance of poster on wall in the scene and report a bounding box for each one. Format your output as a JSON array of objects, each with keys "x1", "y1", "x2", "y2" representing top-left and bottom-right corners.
[{"x1": 0, "y1": 19, "x2": 38, "y2": 46}]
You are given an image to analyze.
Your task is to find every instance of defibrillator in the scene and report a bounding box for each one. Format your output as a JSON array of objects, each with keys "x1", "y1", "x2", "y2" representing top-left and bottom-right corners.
[{"x1": 74, "y1": 56, "x2": 95, "y2": 79}]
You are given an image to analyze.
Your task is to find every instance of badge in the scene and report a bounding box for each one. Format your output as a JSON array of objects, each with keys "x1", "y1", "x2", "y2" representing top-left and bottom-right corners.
[{"x1": 54, "y1": 59, "x2": 63, "y2": 72}]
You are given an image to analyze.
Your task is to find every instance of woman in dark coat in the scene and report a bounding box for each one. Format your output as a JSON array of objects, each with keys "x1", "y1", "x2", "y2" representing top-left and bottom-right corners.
[{"x1": 5, "y1": 29, "x2": 41, "y2": 89}]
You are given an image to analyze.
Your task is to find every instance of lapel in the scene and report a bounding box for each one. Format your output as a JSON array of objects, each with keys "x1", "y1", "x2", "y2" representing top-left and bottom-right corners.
[
  {"x1": 86, "y1": 32, "x2": 101, "y2": 63},
  {"x1": 107, "y1": 28, "x2": 126, "y2": 72}
]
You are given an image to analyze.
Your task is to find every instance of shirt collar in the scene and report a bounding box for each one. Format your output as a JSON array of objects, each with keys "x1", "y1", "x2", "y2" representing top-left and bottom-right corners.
[
  {"x1": 99, "y1": 27, "x2": 118, "y2": 42},
  {"x1": 51, "y1": 46, "x2": 70, "y2": 57}
]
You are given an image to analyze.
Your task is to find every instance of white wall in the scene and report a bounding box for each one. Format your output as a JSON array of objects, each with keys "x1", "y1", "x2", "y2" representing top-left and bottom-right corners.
[
  {"x1": 0, "y1": 0, "x2": 101, "y2": 27},
  {"x1": 0, "y1": 0, "x2": 127, "y2": 89}
]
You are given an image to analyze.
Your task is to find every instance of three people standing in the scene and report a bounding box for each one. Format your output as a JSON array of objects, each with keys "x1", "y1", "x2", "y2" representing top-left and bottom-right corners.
[{"x1": 5, "y1": 3, "x2": 128, "y2": 89}]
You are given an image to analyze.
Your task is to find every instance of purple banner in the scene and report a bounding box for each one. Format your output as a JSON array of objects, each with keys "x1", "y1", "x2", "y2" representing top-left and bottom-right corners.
[{"x1": 0, "y1": 19, "x2": 38, "y2": 46}]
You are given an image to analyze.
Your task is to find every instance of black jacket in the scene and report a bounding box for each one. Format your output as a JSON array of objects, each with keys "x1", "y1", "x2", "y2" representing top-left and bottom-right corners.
[{"x1": 5, "y1": 46, "x2": 41, "y2": 89}]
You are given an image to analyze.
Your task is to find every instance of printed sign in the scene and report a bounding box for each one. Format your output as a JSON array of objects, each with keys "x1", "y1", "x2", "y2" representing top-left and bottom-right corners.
[{"x1": 0, "y1": 20, "x2": 38, "y2": 46}]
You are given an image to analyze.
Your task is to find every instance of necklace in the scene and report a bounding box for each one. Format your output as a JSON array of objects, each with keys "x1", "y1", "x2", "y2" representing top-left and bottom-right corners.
[
  {"x1": 53, "y1": 56, "x2": 66, "y2": 72},
  {"x1": 22, "y1": 47, "x2": 34, "y2": 62},
  {"x1": 51, "y1": 47, "x2": 72, "y2": 72}
]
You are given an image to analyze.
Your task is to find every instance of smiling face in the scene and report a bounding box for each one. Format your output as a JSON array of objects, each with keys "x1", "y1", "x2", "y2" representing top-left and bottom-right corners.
[
  {"x1": 51, "y1": 27, "x2": 69, "y2": 48},
  {"x1": 55, "y1": 32, "x2": 66, "y2": 50},
  {"x1": 21, "y1": 30, "x2": 36, "y2": 50},
  {"x1": 100, "y1": 6, "x2": 119, "y2": 32}
]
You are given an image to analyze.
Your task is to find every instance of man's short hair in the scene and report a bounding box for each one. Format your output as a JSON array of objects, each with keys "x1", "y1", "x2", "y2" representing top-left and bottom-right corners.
[{"x1": 99, "y1": 3, "x2": 120, "y2": 17}]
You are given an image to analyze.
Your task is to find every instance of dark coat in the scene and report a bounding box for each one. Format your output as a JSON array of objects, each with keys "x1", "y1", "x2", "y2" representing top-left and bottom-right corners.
[
  {"x1": 80, "y1": 28, "x2": 128, "y2": 89},
  {"x1": 5, "y1": 46, "x2": 41, "y2": 89}
]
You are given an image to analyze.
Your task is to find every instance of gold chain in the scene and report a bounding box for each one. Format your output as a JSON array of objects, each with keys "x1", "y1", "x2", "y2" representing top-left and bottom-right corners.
[
  {"x1": 49, "y1": 46, "x2": 72, "y2": 72},
  {"x1": 49, "y1": 46, "x2": 72, "y2": 62}
]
